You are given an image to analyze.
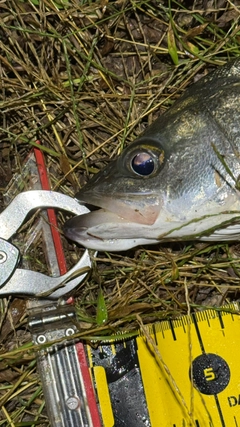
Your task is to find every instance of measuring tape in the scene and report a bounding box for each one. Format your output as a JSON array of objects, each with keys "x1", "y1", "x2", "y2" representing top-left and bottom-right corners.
[{"x1": 86, "y1": 303, "x2": 240, "y2": 427}]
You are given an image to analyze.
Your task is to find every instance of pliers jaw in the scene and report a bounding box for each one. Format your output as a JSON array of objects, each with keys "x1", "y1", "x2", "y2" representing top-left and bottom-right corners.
[{"x1": 0, "y1": 190, "x2": 91, "y2": 299}]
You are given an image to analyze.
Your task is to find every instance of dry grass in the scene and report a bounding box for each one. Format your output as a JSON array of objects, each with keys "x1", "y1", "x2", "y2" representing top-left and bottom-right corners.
[{"x1": 1, "y1": 0, "x2": 240, "y2": 424}]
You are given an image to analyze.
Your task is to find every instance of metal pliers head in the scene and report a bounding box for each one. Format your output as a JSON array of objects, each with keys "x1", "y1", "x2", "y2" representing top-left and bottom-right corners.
[{"x1": 0, "y1": 191, "x2": 91, "y2": 299}]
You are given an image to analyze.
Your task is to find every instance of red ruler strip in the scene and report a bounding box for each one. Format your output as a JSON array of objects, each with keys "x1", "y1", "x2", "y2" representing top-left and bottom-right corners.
[
  {"x1": 76, "y1": 342, "x2": 102, "y2": 427},
  {"x1": 34, "y1": 143, "x2": 67, "y2": 275}
]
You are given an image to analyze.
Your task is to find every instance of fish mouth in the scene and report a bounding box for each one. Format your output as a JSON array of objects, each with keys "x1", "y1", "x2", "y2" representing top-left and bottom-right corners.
[
  {"x1": 75, "y1": 193, "x2": 162, "y2": 225},
  {"x1": 63, "y1": 194, "x2": 162, "y2": 251}
]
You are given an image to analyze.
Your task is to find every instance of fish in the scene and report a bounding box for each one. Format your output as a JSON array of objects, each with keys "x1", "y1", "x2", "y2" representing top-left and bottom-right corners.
[{"x1": 63, "y1": 59, "x2": 240, "y2": 251}]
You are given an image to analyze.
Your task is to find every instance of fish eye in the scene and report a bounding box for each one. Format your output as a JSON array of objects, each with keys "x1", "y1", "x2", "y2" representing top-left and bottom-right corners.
[{"x1": 131, "y1": 152, "x2": 155, "y2": 176}]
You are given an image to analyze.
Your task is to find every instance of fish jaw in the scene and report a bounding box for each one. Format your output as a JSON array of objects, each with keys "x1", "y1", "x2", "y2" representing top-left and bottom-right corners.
[
  {"x1": 72, "y1": 193, "x2": 161, "y2": 225},
  {"x1": 63, "y1": 208, "x2": 160, "y2": 251}
]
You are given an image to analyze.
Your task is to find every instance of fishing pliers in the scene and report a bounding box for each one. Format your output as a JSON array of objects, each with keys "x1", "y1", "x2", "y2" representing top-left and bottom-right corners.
[{"x1": 0, "y1": 190, "x2": 91, "y2": 299}]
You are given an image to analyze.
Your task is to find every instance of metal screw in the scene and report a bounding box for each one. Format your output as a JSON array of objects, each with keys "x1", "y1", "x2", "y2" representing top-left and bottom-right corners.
[
  {"x1": 65, "y1": 328, "x2": 75, "y2": 336},
  {"x1": 0, "y1": 251, "x2": 7, "y2": 264},
  {"x1": 66, "y1": 396, "x2": 80, "y2": 411},
  {"x1": 37, "y1": 334, "x2": 47, "y2": 344}
]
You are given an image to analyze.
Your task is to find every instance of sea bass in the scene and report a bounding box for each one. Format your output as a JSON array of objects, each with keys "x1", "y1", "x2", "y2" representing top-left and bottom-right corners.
[{"x1": 64, "y1": 59, "x2": 240, "y2": 251}]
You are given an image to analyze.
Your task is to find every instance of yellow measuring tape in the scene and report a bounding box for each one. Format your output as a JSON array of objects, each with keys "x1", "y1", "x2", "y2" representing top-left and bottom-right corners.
[{"x1": 87, "y1": 303, "x2": 240, "y2": 427}]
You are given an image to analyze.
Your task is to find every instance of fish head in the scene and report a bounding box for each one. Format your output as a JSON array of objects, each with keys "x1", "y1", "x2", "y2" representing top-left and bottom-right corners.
[
  {"x1": 63, "y1": 137, "x2": 168, "y2": 250},
  {"x1": 74, "y1": 138, "x2": 166, "y2": 225},
  {"x1": 63, "y1": 60, "x2": 240, "y2": 251},
  {"x1": 63, "y1": 109, "x2": 236, "y2": 250}
]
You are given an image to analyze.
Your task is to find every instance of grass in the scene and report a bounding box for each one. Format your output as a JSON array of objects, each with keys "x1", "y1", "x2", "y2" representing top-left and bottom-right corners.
[{"x1": 1, "y1": 0, "x2": 240, "y2": 424}]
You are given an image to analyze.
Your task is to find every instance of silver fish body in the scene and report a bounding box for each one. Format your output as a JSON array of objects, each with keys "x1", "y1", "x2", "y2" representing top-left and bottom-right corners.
[{"x1": 64, "y1": 59, "x2": 240, "y2": 251}]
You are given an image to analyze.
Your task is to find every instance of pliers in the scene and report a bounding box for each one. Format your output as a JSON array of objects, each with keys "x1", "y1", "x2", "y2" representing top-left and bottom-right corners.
[
  {"x1": 0, "y1": 190, "x2": 91, "y2": 299},
  {"x1": 0, "y1": 189, "x2": 103, "y2": 427}
]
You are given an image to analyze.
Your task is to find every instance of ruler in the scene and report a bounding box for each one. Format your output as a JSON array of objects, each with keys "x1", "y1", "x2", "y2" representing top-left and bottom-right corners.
[{"x1": 87, "y1": 303, "x2": 240, "y2": 427}]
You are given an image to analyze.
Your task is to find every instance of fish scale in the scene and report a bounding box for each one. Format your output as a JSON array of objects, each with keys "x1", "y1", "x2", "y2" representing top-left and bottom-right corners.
[{"x1": 64, "y1": 59, "x2": 240, "y2": 252}]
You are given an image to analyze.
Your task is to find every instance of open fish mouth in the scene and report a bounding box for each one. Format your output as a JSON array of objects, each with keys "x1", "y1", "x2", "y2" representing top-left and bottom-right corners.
[{"x1": 63, "y1": 196, "x2": 163, "y2": 251}]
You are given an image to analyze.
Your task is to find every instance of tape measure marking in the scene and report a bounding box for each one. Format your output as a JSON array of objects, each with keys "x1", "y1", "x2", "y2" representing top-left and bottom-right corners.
[{"x1": 86, "y1": 303, "x2": 240, "y2": 426}]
